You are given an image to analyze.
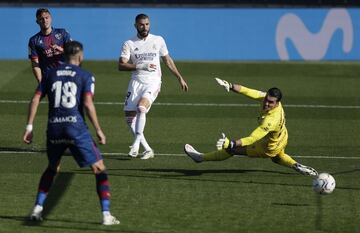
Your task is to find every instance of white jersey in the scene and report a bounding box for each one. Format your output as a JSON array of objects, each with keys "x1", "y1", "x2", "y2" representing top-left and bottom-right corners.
[{"x1": 120, "y1": 34, "x2": 169, "y2": 84}]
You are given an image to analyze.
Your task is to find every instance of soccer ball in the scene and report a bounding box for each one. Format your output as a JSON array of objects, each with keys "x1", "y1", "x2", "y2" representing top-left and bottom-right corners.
[{"x1": 312, "y1": 173, "x2": 336, "y2": 194}]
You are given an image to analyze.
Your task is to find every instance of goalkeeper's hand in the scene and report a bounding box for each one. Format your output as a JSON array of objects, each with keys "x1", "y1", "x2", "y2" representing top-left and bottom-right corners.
[
  {"x1": 215, "y1": 77, "x2": 233, "y2": 92},
  {"x1": 216, "y1": 133, "x2": 236, "y2": 151}
]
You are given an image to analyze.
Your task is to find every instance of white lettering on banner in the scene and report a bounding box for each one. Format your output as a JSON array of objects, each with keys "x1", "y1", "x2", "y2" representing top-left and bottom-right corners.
[{"x1": 276, "y1": 9, "x2": 353, "y2": 60}]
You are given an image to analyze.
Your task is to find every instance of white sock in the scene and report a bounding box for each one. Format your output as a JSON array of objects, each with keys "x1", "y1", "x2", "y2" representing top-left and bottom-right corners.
[
  {"x1": 34, "y1": 204, "x2": 43, "y2": 211},
  {"x1": 134, "y1": 106, "x2": 152, "y2": 150},
  {"x1": 133, "y1": 110, "x2": 146, "y2": 148},
  {"x1": 103, "y1": 211, "x2": 111, "y2": 217},
  {"x1": 136, "y1": 107, "x2": 146, "y2": 135},
  {"x1": 141, "y1": 136, "x2": 151, "y2": 151},
  {"x1": 126, "y1": 111, "x2": 151, "y2": 151}
]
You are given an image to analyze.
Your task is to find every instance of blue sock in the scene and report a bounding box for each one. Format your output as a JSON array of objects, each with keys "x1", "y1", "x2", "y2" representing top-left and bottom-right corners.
[
  {"x1": 95, "y1": 172, "x2": 111, "y2": 212},
  {"x1": 101, "y1": 199, "x2": 110, "y2": 212},
  {"x1": 35, "y1": 191, "x2": 47, "y2": 206},
  {"x1": 35, "y1": 167, "x2": 57, "y2": 206}
]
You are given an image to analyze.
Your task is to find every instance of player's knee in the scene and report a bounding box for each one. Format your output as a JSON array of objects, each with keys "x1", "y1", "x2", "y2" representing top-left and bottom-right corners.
[
  {"x1": 137, "y1": 105, "x2": 148, "y2": 113},
  {"x1": 93, "y1": 166, "x2": 106, "y2": 174},
  {"x1": 91, "y1": 160, "x2": 106, "y2": 174}
]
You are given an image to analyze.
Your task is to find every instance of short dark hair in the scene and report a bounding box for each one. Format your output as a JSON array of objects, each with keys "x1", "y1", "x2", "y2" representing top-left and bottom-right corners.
[
  {"x1": 36, "y1": 8, "x2": 51, "y2": 18},
  {"x1": 135, "y1": 13, "x2": 149, "y2": 23},
  {"x1": 64, "y1": 41, "x2": 83, "y2": 59},
  {"x1": 267, "y1": 87, "x2": 282, "y2": 102}
]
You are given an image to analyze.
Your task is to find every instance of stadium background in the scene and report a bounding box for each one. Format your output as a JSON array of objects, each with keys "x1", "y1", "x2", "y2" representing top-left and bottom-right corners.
[
  {"x1": 0, "y1": 1, "x2": 360, "y2": 233},
  {"x1": 0, "y1": 0, "x2": 360, "y2": 61}
]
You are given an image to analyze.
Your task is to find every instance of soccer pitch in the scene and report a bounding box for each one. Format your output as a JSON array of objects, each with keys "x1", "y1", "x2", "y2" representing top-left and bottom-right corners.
[{"x1": 0, "y1": 60, "x2": 359, "y2": 233}]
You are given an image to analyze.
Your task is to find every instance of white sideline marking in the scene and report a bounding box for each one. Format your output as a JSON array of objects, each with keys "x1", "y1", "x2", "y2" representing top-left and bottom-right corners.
[
  {"x1": 0, "y1": 150, "x2": 359, "y2": 160},
  {"x1": 0, "y1": 99, "x2": 360, "y2": 109}
]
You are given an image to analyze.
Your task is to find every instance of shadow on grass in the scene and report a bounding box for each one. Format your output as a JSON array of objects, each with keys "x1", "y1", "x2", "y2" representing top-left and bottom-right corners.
[
  {"x1": 139, "y1": 168, "x2": 293, "y2": 176},
  {"x1": 97, "y1": 167, "x2": 360, "y2": 190},
  {"x1": 104, "y1": 167, "x2": 294, "y2": 176},
  {"x1": 22, "y1": 172, "x2": 74, "y2": 226},
  {"x1": 0, "y1": 215, "x2": 132, "y2": 232},
  {"x1": 0, "y1": 146, "x2": 45, "y2": 153},
  {"x1": 271, "y1": 202, "x2": 311, "y2": 207},
  {"x1": 86, "y1": 167, "x2": 315, "y2": 188}
]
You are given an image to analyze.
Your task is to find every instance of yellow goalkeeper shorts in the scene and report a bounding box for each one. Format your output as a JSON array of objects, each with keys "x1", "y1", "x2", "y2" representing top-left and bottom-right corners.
[{"x1": 246, "y1": 137, "x2": 287, "y2": 158}]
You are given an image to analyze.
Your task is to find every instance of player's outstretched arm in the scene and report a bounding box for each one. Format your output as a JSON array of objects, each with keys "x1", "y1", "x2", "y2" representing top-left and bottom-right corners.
[
  {"x1": 162, "y1": 55, "x2": 188, "y2": 91},
  {"x1": 23, "y1": 93, "x2": 41, "y2": 144},
  {"x1": 215, "y1": 78, "x2": 232, "y2": 92},
  {"x1": 214, "y1": 78, "x2": 242, "y2": 93},
  {"x1": 84, "y1": 95, "x2": 106, "y2": 145}
]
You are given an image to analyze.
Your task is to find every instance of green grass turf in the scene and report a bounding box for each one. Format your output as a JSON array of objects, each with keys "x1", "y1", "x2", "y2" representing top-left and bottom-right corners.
[{"x1": 0, "y1": 60, "x2": 359, "y2": 233}]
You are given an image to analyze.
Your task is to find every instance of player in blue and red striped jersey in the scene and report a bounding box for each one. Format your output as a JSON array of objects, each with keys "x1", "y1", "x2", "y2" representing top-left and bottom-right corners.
[
  {"x1": 28, "y1": 8, "x2": 72, "y2": 83},
  {"x1": 23, "y1": 41, "x2": 120, "y2": 225}
]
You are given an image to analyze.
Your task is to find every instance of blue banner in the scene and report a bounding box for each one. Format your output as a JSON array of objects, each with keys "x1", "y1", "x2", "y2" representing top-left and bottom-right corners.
[{"x1": 0, "y1": 7, "x2": 358, "y2": 60}]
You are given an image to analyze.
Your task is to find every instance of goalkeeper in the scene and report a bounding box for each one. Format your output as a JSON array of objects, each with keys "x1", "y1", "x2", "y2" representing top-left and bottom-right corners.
[{"x1": 184, "y1": 78, "x2": 318, "y2": 176}]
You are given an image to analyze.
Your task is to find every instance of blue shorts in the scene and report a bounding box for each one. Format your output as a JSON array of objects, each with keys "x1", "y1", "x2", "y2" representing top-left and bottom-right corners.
[{"x1": 46, "y1": 125, "x2": 103, "y2": 168}]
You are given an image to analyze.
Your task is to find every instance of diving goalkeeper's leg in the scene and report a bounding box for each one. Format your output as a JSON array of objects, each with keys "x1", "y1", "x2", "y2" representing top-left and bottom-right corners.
[
  {"x1": 184, "y1": 144, "x2": 233, "y2": 163},
  {"x1": 271, "y1": 151, "x2": 318, "y2": 176}
]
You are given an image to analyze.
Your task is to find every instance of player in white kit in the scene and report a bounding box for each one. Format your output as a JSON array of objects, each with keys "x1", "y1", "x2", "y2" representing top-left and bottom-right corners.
[{"x1": 118, "y1": 13, "x2": 188, "y2": 159}]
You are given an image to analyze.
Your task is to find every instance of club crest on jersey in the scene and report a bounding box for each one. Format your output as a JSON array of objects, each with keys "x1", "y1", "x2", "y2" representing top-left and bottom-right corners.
[
  {"x1": 135, "y1": 48, "x2": 139, "y2": 51},
  {"x1": 55, "y1": 33, "x2": 62, "y2": 40},
  {"x1": 152, "y1": 44, "x2": 157, "y2": 50}
]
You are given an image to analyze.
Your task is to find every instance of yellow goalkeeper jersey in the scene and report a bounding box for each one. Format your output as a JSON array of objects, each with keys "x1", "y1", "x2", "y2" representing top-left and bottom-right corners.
[{"x1": 239, "y1": 86, "x2": 288, "y2": 155}]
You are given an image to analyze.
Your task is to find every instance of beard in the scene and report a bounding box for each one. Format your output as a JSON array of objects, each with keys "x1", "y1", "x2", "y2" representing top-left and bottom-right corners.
[{"x1": 137, "y1": 28, "x2": 149, "y2": 38}]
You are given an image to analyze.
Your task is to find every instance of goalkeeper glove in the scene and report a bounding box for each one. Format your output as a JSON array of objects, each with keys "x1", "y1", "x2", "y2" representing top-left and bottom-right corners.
[
  {"x1": 136, "y1": 63, "x2": 156, "y2": 72},
  {"x1": 215, "y1": 77, "x2": 233, "y2": 92},
  {"x1": 216, "y1": 133, "x2": 236, "y2": 152}
]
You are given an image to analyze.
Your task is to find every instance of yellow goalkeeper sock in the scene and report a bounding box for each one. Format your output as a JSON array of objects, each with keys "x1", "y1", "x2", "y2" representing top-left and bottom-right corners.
[
  {"x1": 271, "y1": 152, "x2": 297, "y2": 168},
  {"x1": 203, "y1": 149, "x2": 233, "y2": 161}
]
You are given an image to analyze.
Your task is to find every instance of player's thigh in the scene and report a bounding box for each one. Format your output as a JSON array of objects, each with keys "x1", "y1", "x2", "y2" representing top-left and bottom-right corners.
[
  {"x1": 124, "y1": 79, "x2": 141, "y2": 111},
  {"x1": 91, "y1": 160, "x2": 106, "y2": 174},
  {"x1": 69, "y1": 131, "x2": 104, "y2": 168},
  {"x1": 232, "y1": 146, "x2": 247, "y2": 156},
  {"x1": 140, "y1": 82, "x2": 161, "y2": 107},
  {"x1": 124, "y1": 79, "x2": 161, "y2": 112},
  {"x1": 246, "y1": 140, "x2": 273, "y2": 158},
  {"x1": 46, "y1": 138, "x2": 67, "y2": 169}
]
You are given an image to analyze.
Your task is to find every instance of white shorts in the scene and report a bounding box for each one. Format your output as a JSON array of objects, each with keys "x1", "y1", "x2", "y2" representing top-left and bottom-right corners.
[{"x1": 123, "y1": 79, "x2": 161, "y2": 111}]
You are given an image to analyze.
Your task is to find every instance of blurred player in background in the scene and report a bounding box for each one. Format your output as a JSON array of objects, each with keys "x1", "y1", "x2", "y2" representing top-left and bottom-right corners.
[
  {"x1": 23, "y1": 41, "x2": 120, "y2": 225},
  {"x1": 28, "y1": 8, "x2": 72, "y2": 83},
  {"x1": 184, "y1": 78, "x2": 318, "y2": 177},
  {"x1": 118, "y1": 13, "x2": 188, "y2": 159}
]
